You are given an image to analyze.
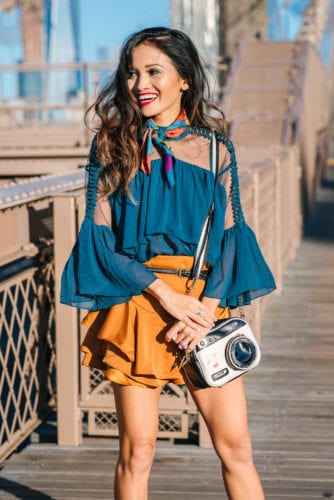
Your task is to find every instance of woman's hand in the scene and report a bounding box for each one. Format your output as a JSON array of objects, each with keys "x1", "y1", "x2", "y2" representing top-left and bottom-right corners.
[
  {"x1": 146, "y1": 279, "x2": 220, "y2": 352},
  {"x1": 146, "y1": 279, "x2": 215, "y2": 330},
  {"x1": 165, "y1": 296, "x2": 220, "y2": 352},
  {"x1": 165, "y1": 319, "x2": 210, "y2": 352}
]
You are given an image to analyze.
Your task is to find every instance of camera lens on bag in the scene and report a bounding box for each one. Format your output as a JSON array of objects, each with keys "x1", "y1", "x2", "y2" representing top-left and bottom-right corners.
[{"x1": 227, "y1": 336, "x2": 257, "y2": 370}]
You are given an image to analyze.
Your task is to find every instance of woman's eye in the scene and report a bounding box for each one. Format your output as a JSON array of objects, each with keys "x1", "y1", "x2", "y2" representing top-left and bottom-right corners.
[
  {"x1": 127, "y1": 71, "x2": 136, "y2": 79},
  {"x1": 149, "y1": 69, "x2": 160, "y2": 76}
]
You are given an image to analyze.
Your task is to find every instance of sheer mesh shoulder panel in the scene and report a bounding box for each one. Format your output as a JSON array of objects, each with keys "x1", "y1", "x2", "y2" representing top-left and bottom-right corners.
[
  {"x1": 169, "y1": 134, "x2": 211, "y2": 171},
  {"x1": 94, "y1": 194, "x2": 112, "y2": 227},
  {"x1": 169, "y1": 131, "x2": 237, "y2": 229}
]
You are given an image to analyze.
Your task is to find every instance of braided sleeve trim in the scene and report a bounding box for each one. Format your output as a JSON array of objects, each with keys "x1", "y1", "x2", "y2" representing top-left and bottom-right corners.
[
  {"x1": 85, "y1": 137, "x2": 103, "y2": 219},
  {"x1": 215, "y1": 131, "x2": 245, "y2": 225}
]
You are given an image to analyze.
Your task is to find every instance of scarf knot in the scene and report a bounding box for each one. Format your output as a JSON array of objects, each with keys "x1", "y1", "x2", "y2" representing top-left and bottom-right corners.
[{"x1": 141, "y1": 109, "x2": 190, "y2": 188}]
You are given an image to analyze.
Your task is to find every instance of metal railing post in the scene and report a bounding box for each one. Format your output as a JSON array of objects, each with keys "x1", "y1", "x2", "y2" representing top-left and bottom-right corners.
[{"x1": 54, "y1": 194, "x2": 82, "y2": 445}]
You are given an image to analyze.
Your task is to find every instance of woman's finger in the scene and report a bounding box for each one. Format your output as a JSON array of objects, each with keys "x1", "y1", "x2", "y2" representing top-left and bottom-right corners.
[
  {"x1": 189, "y1": 301, "x2": 216, "y2": 323},
  {"x1": 165, "y1": 321, "x2": 185, "y2": 341}
]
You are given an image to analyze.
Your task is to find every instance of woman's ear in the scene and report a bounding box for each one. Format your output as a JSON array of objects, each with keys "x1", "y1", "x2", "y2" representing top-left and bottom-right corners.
[{"x1": 181, "y1": 80, "x2": 189, "y2": 91}]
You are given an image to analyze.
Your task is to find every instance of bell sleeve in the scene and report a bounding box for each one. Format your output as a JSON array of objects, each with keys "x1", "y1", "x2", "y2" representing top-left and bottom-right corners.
[
  {"x1": 204, "y1": 135, "x2": 276, "y2": 307},
  {"x1": 60, "y1": 139, "x2": 156, "y2": 311}
]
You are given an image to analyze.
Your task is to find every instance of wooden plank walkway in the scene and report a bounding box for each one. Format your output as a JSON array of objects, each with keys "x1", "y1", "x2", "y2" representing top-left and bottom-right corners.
[{"x1": 1, "y1": 168, "x2": 334, "y2": 499}]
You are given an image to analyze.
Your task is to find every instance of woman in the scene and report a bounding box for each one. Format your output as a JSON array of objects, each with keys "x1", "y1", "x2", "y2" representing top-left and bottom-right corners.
[{"x1": 61, "y1": 27, "x2": 275, "y2": 500}]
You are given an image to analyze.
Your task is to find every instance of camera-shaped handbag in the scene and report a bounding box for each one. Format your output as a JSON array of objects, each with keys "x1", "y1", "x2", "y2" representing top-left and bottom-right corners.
[{"x1": 180, "y1": 317, "x2": 261, "y2": 388}]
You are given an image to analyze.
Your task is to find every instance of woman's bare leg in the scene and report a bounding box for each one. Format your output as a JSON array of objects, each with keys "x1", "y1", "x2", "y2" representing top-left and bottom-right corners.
[
  {"x1": 112, "y1": 383, "x2": 161, "y2": 500},
  {"x1": 188, "y1": 377, "x2": 265, "y2": 500}
]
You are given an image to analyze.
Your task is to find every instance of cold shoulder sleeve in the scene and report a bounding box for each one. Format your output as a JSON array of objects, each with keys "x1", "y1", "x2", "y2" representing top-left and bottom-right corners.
[
  {"x1": 204, "y1": 135, "x2": 276, "y2": 307},
  {"x1": 60, "y1": 138, "x2": 156, "y2": 310}
]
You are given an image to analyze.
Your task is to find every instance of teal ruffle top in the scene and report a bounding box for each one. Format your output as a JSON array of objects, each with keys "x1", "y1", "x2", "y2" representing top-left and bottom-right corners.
[{"x1": 61, "y1": 129, "x2": 276, "y2": 311}]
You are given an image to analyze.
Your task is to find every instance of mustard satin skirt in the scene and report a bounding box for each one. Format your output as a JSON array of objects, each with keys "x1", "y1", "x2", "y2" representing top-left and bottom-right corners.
[{"x1": 80, "y1": 255, "x2": 230, "y2": 388}]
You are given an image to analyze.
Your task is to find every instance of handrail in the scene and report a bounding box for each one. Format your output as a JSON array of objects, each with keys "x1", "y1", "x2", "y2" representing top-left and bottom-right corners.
[{"x1": 0, "y1": 61, "x2": 114, "y2": 72}]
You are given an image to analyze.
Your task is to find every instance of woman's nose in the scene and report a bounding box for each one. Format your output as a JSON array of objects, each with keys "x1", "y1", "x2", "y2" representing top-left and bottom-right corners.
[{"x1": 136, "y1": 74, "x2": 150, "y2": 91}]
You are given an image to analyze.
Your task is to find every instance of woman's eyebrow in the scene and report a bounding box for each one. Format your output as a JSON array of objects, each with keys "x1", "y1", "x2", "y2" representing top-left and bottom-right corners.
[
  {"x1": 144, "y1": 63, "x2": 164, "y2": 68},
  {"x1": 128, "y1": 63, "x2": 164, "y2": 70}
]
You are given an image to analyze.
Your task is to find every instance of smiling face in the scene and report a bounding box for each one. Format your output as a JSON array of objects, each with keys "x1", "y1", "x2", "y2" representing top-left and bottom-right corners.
[{"x1": 127, "y1": 42, "x2": 189, "y2": 126}]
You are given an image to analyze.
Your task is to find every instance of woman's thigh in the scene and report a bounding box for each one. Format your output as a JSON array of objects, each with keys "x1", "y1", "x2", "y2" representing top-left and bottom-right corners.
[
  {"x1": 112, "y1": 383, "x2": 162, "y2": 445},
  {"x1": 187, "y1": 377, "x2": 251, "y2": 451}
]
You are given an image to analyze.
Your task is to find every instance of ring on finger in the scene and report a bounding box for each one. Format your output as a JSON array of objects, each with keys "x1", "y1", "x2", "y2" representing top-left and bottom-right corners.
[
  {"x1": 197, "y1": 308, "x2": 203, "y2": 316},
  {"x1": 180, "y1": 341, "x2": 189, "y2": 349}
]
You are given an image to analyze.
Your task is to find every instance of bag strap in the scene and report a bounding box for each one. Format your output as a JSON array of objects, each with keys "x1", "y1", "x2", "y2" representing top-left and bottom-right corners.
[{"x1": 186, "y1": 131, "x2": 219, "y2": 294}]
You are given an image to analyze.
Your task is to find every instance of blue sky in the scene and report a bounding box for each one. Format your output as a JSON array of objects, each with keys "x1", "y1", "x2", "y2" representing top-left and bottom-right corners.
[
  {"x1": 267, "y1": 0, "x2": 310, "y2": 40},
  {"x1": 0, "y1": 0, "x2": 171, "y2": 64},
  {"x1": 79, "y1": 0, "x2": 171, "y2": 61}
]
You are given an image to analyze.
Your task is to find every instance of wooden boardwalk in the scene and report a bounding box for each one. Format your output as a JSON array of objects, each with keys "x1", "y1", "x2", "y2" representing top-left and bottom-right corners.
[{"x1": 1, "y1": 168, "x2": 334, "y2": 499}]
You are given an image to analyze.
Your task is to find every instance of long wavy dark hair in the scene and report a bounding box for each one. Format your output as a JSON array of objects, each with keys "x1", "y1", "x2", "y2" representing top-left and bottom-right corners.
[{"x1": 86, "y1": 27, "x2": 227, "y2": 195}]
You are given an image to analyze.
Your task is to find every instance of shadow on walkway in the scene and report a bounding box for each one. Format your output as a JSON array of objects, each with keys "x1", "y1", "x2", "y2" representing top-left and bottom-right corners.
[{"x1": 0, "y1": 477, "x2": 55, "y2": 499}]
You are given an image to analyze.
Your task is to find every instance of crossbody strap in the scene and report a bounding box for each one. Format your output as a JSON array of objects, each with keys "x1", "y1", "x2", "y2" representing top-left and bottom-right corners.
[{"x1": 187, "y1": 131, "x2": 219, "y2": 293}]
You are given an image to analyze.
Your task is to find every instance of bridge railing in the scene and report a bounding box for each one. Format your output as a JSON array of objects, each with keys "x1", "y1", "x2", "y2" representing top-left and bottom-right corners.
[
  {"x1": 0, "y1": 61, "x2": 111, "y2": 127},
  {"x1": 0, "y1": 199, "x2": 56, "y2": 463},
  {"x1": 0, "y1": 172, "x2": 85, "y2": 464},
  {"x1": 0, "y1": 58, "x2": 226, "y2": 129}
]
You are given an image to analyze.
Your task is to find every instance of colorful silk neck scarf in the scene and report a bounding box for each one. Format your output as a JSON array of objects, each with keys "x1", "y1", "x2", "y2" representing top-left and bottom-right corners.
[{"x1": 141, "y1": 109, "x2": 190, "y2": 188}]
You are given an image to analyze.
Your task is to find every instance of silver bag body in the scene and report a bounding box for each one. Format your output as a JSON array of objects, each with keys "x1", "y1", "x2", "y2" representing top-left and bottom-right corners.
[{"x1": 181, "y1": 317, "x2": 261, "y2": 388}]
